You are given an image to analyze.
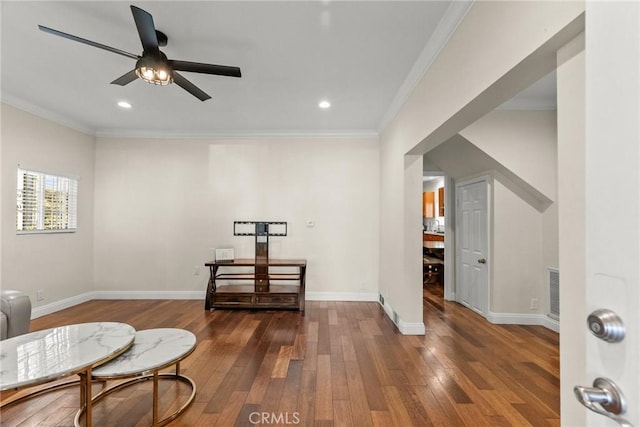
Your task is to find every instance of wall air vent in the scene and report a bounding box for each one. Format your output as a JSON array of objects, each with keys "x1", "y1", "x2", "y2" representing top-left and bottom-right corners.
[{"x1": 548, "y1": 268, "x2": 560, "y2": 320}]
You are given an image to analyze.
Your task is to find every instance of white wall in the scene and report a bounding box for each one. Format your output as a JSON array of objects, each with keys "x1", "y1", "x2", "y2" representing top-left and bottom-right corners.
[
  {"x1": 425, "y1": 127, "x2": 558, "y2": 318},
  {"x1": 557, "y1": 32, "x2": 585, "y2": 426},
  {"x1": 460, "y1": 110, "x2": 557, "y2": 201},
  {"x1": 491, "y1": 179, "x2": 545, "y2": 314},
  {"x1": 379, "y1": 1, "x2": 582, "y2": 331},
  {"x1": 1, "y1": 104, "x2": 95, "y2": 306},
  {"x1": 460, "y1": 111, "x2": 559, "y2": 318},
  {"x1": 93, "y1": 137, "x2": 380, "y2": 299}
]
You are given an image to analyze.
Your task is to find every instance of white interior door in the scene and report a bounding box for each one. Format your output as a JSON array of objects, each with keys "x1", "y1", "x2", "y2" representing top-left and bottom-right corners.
[
  {"x1": 455, "y1": 178, "x2": 488, "y2": 316},
  {"x1": 561, "y1": 2, "x2": 640, "y2": 426}
]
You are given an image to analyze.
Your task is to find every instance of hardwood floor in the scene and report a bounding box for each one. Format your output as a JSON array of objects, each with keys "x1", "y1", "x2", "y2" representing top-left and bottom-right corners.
[{"x1": 1, "y1": 295, "x2": 559, "y2": 426}]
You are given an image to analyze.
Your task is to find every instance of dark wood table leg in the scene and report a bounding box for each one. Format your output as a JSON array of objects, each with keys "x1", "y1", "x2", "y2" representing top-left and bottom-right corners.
[{"x1": 299, "y1": 265, "x2": 306, "y2": 313}]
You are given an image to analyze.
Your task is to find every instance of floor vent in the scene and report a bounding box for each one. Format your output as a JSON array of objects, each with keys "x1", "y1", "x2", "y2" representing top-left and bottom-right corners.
[
  {"x1": 393, "y1": 311, "x2": 400, "y2": 325},
  {"x1": 548, "y1": 268, "x2": 560, "y2": 320}
]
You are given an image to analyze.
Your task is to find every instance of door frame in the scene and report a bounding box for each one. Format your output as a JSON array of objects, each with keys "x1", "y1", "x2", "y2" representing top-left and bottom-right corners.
[{"x1": 455, "y1": 174, "x2": 491, "y2": 318}]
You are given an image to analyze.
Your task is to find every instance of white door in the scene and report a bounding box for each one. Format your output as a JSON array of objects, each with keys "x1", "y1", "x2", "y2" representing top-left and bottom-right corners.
[
  {"x1": 455, "y1": 178, "x2": 488, "y2": 316},
  {"x1": 563, "y1": 2, "x2": 640, "y2": 426}
]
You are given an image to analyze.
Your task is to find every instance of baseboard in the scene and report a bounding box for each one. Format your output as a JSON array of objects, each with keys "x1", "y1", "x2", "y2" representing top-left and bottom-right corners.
[
  {"x1": 542, "y1": 316, "x2": 560, "y2": 333},
  {"x1": 32, "y1": 290, "x2": 376, "y2": 319},
  {"x1": 487, "y1": 311, "x2": 559, "y2": 333},
  {"x1": 378, "y1": 299, "x2": 426, "y2": 335},
  {"x1": 305, "y1": 292, "x2": 379, "y2": 302},
  {"x1": 31, "y1": 290, "x2": 205, "y2": 319},
  {"x1": 92, "y1": 290, "x2": 205, "y2": 300},
  {"x1": 32, "y1": 292, "x2": 94, "y2": 319}
]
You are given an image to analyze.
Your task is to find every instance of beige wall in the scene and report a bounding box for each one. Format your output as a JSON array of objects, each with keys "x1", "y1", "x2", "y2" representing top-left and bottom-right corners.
[
  {"x1": 461, "y1": 110, "x2": 559, "y2": 318},
  {"x1": 1, "y1": 105, "x2": 380, "y2": 309},
  {"x1": 491, "y1": 180, "x2": 546, "y2": 314},
  {"x1": 379, "y1": 0, "x2": 582, "y2": 331},
  {"x1": 557, "y1": 32, "x2": 586, "y2": 426},
  {"x1": 460, "y1": 110, "x2": 557, "y2": 201},
  {"x1": 1, "y1": 104, "x2": 95, "y2": 306},
  {"x1": 93, "y1": 137, "x2": 380, "y2": 298}
]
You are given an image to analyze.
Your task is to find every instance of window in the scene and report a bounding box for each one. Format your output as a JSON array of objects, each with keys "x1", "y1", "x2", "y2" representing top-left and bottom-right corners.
[{"x1": 16, "y1": 168, "x2": 78, "y2": 233}]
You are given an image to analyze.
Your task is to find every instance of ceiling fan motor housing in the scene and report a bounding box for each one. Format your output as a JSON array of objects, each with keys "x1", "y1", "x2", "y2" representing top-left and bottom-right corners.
[
  {"x1": 135, "y1": 51, "x2": 173, "y2": 85},
  {"x1": 38, "y1": 4, "x2": 241, "y2": 100}
]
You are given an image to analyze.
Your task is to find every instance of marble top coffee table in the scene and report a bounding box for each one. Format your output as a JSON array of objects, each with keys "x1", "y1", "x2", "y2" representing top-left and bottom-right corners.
[
  {"x1": 77, "y1": 328, "x2": 197, "y2": 427},
  {"x1": 0, "y1": 322, "x2": 136, "y2": 426}
]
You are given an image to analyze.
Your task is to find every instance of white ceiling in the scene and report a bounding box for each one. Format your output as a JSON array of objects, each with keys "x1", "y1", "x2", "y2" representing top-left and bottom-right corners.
[
  {"x1": 1, "y1": 1, "x2": 553, "y2": 138},
  {"x1": 1, "y1": 1, "x2": 458, "y2": 136}
]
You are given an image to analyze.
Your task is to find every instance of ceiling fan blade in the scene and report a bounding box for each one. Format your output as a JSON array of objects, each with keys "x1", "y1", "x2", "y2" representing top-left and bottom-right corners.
[
  {"x1": 130, "y1": 5, "x2": 159, "y2": 53},
  {"x1": 170, "y1": 60, "x2": 241, "y2": 78},
  {"x1": 111, "y1": 70, "x2": 139, "y2": 86},
  {"x1": 173, "y1": 72, "x2": 211, "y2": 101},
  {"x1": 38, "y1": 25, "x2": 139, "y2": 60}
]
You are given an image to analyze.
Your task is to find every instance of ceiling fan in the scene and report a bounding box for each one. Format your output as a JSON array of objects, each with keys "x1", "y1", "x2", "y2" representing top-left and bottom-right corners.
[{"x1": 38, "y1": 5, "x2": 241, "y2": 101}]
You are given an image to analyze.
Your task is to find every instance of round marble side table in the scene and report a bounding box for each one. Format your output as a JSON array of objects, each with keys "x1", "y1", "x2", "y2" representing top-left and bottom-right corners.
[{"x1": 75, "y1": 328, "x2": 197, "y2": 427}]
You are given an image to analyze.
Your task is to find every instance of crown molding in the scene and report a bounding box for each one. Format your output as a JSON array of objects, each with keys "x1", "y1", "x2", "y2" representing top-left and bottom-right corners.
[
  {"x1": 377, "y1": 0, "x2": 474, "y2": 133},
  {"x1": 1, "y1": 94, "x2": 95, "y2": 136},
  {"x1": 94, "y1": 129, "x2": 380, "y2": 140}
]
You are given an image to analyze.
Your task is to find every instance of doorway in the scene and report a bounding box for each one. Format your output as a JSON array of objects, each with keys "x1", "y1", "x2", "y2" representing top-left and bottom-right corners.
[{"x1": 455, "y1": 177, "x2": 489, "y2": 316}]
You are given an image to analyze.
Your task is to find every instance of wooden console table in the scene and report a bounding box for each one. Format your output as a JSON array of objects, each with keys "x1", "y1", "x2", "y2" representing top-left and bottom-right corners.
[{"x1": 204, "y1": 258, "x2": 306, "y2": 312}]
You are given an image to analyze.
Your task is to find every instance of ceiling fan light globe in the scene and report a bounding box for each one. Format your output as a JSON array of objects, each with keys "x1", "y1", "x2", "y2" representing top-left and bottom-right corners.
[
  {"x1": 142, "y1": 67, "x2": 154, "y2": 79},
  {"x1": 135, "y1": 66, "x2": 173, "y2": 86}
]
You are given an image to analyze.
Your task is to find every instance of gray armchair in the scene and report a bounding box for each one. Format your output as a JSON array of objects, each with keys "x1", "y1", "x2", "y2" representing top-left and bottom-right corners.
[{"x1": 1, "y1": 290, "x2": 32, "y2": 340}]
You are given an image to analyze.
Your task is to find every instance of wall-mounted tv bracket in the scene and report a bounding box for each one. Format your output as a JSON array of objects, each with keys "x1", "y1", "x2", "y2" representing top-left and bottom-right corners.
[{"x1": 233, "y1": 221, "x2": 287, "y2": 291}]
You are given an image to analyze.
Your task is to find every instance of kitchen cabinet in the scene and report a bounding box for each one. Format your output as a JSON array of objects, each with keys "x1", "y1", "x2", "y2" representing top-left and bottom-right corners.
[
  {"x1": 438, "y1": 187, "x2": 445, "y2": 217},
  {"x1": 423, "y1": 232, "x2": 444, "y2": 242},
  {"x1": 423, "y1": 191, "x2": 435, "y2": 218}
]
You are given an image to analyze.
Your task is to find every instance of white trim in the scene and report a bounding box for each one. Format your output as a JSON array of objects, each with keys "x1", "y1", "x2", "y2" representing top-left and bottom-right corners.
[
  {"x1": 31, "y1": 290, "x2": 376, "y2": 319},
  {"x1": 31, "y1": 292, "x2": 94, "y2": 319},
  {"x1": 32, "y1": 290, "x2": 428, "y2": 335},
  {"x1": 16, "y1": 164, "x2": 80, "y2": 181},
  {"x1": 455, "y1": 174, "x2": 492, "y2": 318},
  {"x1": 92, "y1": 291, "x2": 205, "y2": 300},
  {"x1": 94, "y1": 129, "x2": 380, "y2": 139},
  {"x1": 1, "y1": 94, "x2": 95, "y2": 136},
  {"x1": 443, "y1": 175, "x2": 456, "y2": 301},
  {"x1": 398, "y1": 320, "x2": 426, "y2": 335},
  {"x1": 382, "y1": 299, "x2": 394, "y2": 320},
  {"x1": 378, "y1": 299, "x2": 426, "y2": 335},
  {"x1": 486, "y1": 311, "x2": 560, "y2": 333},
  {"x1": 378, "y1": 1, "x2": 474, "y2": 132},
  {"x1": 306, "y1": 292, "x2": 379, "y2": 302},
  {"x1": 31, "y1": 291, "x2": 205, "y2": 319}
]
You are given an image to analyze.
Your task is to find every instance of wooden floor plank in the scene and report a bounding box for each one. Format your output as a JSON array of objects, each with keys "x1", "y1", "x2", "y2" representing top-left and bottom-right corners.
[
  {"x1": 1, "y1": 288, "x2": 559, "y2": 426},
  {"x1": 315, "y1": 354, "x2": 334, "y2": 421}
]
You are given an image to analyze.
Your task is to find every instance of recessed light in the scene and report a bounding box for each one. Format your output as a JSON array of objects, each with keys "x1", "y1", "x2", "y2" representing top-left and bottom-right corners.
[
  {"x1": 318, "y1": 100, "x2": 331, "y2": 109},
  {"x1": 117, "y1": 101, "x2": 132, "y2": 109}
]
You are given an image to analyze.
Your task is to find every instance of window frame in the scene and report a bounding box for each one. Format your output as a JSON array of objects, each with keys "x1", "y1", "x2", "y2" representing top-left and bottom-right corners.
[{"x1": 16, "y1": 166, "x2": 79, "y2": 234}]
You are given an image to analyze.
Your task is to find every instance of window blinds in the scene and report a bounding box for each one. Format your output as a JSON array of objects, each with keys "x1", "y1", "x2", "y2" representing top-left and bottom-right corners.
[{"x1": 16, "y1": 168, "x2": 78, "y2": 232}]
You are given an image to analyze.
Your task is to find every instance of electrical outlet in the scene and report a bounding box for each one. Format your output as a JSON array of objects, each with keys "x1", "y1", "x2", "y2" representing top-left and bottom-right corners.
[
  {"x1": 530, "y1": 298, "x2": 539, "y2": 310},
  {"x1": 36, "y1": 290, "x2": 45, "y2": 301},
  {"x1": 193, "y1": 266, "x2": 200, "y2": 276}
]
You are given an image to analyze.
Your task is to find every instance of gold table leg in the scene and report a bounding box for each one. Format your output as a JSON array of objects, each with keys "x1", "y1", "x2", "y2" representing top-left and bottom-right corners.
[
  {"x1": 78, "y1": 368, "x2": 93, "y2": 427},
  {"x1": 153, "y1": 371, "x2": 159, "y2": 426}
]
